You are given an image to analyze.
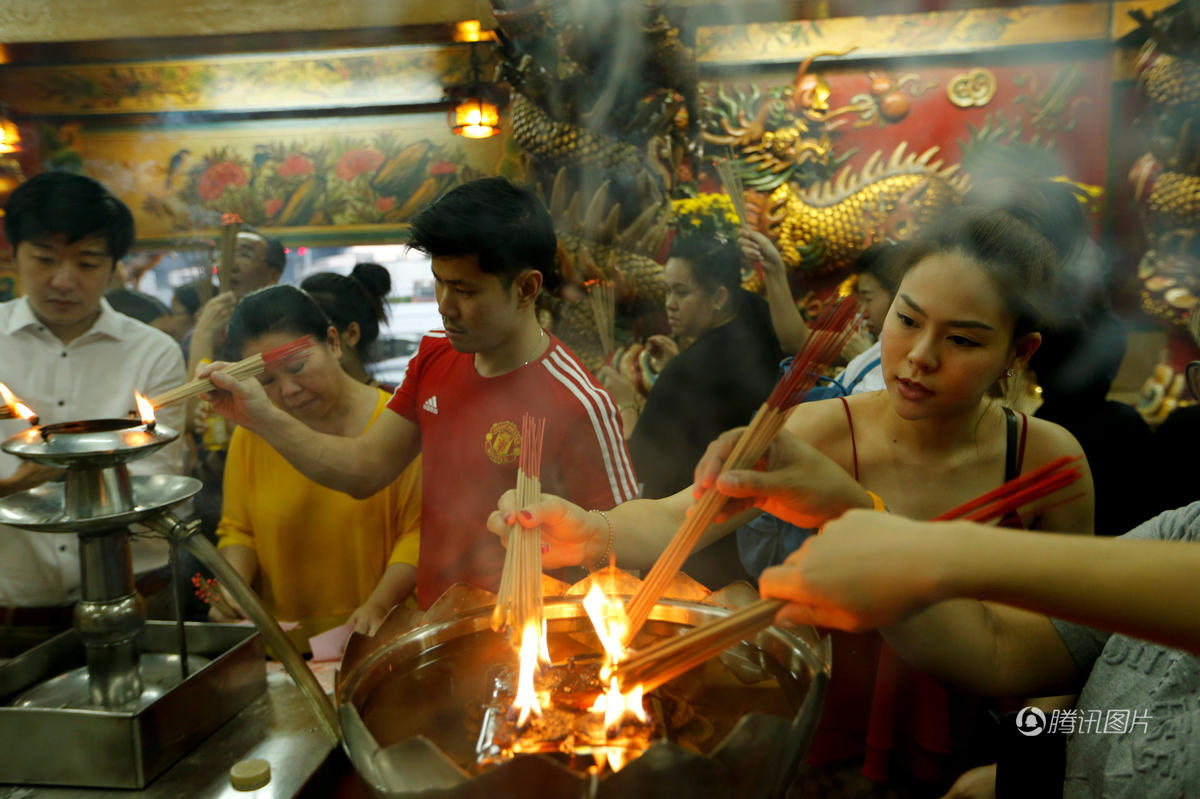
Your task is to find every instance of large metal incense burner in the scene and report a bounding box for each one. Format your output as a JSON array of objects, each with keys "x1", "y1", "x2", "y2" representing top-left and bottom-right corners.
[
  {"x1": 337, "y1": 579, "x2": 831, "y2": 799},
  {"x1": 0, "y1": 417, "x2": 266, "y2": 788}
]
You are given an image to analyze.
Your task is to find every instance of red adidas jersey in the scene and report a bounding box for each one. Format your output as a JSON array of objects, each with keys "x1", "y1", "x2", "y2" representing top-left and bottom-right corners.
[{"x1": 388, "y1": 331, "x2": 638, "y2": 608}]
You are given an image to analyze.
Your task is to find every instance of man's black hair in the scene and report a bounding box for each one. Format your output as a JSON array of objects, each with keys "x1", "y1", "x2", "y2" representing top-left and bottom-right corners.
[
  {"x1": 240, "y1": 226, "x2": 286, "y2": 273},
  {"x1": 105, "y1": 288, "x2": 170, "y2": 325},
  {"x1": 4, "y1": 172, "x2": 135, "y2": 262},
  {"x1": 408, "y1": 177, "x2": 560, "y2": 292}
]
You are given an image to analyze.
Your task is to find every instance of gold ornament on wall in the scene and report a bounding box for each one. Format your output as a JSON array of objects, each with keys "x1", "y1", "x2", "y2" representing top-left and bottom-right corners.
[{"x1": 947, "y1": 68, "x2": 997, "y2": 108}]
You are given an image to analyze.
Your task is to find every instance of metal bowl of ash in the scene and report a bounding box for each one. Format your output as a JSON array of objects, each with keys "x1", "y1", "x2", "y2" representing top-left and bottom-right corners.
[{"x1": 336, "y1": 573, "x2": 830, "y2": 799}]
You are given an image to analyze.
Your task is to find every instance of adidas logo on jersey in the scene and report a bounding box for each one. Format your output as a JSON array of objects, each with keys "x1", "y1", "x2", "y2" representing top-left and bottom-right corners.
[{"x1": 422, "y1": 396, "x2": 438, "y2": 414}]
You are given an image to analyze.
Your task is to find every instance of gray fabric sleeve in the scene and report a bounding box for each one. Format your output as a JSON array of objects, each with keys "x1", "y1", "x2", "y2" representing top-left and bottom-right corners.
[{"x1": 1048, "y1": 503, "x2": 1200, "y2": 672}]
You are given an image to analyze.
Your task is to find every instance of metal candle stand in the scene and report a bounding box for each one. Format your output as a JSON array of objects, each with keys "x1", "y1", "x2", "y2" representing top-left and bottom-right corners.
[{"x1": 0, "y1": 418, "x2": 268, "y2": 788}]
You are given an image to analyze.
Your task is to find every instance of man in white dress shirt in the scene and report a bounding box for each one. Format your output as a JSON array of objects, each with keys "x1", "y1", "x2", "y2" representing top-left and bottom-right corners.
[{"x1": 0, "y1": 172, "x2": 185, "y2": 656}]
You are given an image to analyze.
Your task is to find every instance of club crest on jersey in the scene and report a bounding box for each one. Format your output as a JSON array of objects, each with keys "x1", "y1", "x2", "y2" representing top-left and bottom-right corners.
[{"x1": 484, "y1": 420, "x2": 521, "y2": 465}]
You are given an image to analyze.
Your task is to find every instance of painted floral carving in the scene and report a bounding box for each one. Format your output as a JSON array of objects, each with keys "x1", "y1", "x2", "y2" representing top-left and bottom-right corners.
[
  {"x1": 335, "y1": 147, "x2": 385, "y2": 181},
  {"x1": 196, "y1": 160, "x2": 248, "y2": 202},
  {"x1": 168, "y1": 134, "x2": 465, "y2": 230}
]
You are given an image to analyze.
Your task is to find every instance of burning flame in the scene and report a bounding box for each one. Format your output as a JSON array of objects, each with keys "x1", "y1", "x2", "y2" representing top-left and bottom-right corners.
[
  {"x1": 583, "y1": 583, "x2": 647, "y2": 771},
  {"x1": 513, "y1": 621, "x2": 543, "y2": 728},
  {"x1": 0, "y1": 382, "x2": 37, "y2": 423},
  {"x1": 591, "y1": 677, "x2": 647, "y2": 730},
  {"x1": 134, "y1": 391, "x2": 156, "y2": 426},
  {"x1": 583, "y1": 583, "x2": 629, "y2": 676}
]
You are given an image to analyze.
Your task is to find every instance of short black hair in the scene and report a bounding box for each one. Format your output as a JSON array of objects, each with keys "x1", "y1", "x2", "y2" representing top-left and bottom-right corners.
[
  {"x1": 240, "y1": 227, "x2": 286, "y2": 273},
  {"x1": 301, "y1": 262, "x2": 391, "y2": 364},
  {"x1": 408, "y1": 177, "x2": 560, "y2": 292},
  {"x1": 105, "y1": 288, "x2": 169, "y2": 325},
  {"x1": 172, "y1": 279, "x2": 208, "y2": 317},
  {"x1": 224, "y1": 284, "x2": 331, "y2": 361},
  {"x1": 4, "y1": 172, "x2": 135, "y2": 261}
]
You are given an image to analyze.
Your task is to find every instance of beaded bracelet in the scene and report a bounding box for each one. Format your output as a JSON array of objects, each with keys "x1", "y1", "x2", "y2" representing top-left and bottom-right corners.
[{"x1": 590, "y1": 509, "x2": 615, "y2": 570}]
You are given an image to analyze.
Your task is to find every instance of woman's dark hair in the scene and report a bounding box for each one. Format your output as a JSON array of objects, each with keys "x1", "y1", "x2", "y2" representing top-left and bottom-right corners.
[
  {"x1": 668, "y1": 233, "x2": 780, "y2": 349},
  {"x1": 408, "y1": 176, "x2": 561, "y2": 292},
  {"x1": 300, "y1": 263, "x2": 391, "y2": 364},
  {"x1": 964, "y1": 168, "x2": 1089, "y2": 269},
  {"x1": 224, "y1": 284, "x2": 332, "y2": 360},
  {"x1": 1029, "y1": 310, "x2": 1126, "y2": 402},
  {"x1": 4, "y1": 172, "x2": 135, "y2": 261},
  {"x1": 668, "y1": 234, "x2": 745, "y2": 310},
  {"x1": 852, "y1": 240, "x2": 922, "y2": 294},
  {"x1": 906, "y1": 207, "x2": 1061, "y2": 340},
  {"x1": 173, "y1": 279, "x2": 207, "y2": 317}
]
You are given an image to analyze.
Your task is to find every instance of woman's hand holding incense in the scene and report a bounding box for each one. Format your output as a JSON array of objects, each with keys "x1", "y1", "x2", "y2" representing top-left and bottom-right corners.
[
  {"x1": 197, "y1": 361, "x2": 280, "y2": 433},
  {"x1": 738, "y1": 228, "x2": 785, "y2": 279},
  {"x1": 488, "y1": 489, "x2": 602, "y2": 570},
  {"x1": 206, "y1": 582, "x2": 248, "y2": 623},
  {"x1": 739, "y1": 228, "x2": 811, "y2": 354},
  {"x1": 758, "y1": 510, "x2": 955, "y2": 631},
  {"x1": 693, "y1": 427, "x2": 875, "y2": 528},
  {"x1": 839, "y1": 329, "x2": 873, "y2": 363}
]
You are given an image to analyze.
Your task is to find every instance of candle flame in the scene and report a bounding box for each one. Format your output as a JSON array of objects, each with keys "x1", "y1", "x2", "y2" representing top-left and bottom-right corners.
[
  {"x1": 0, "y1": 382, "x2": 37, "y2": 422},
  {"x1": 513, "y1": 621, "x2": 542, "y2": 728},
  {"x1": 134, "y1": 391, "x2": 156, "y2": 425}
]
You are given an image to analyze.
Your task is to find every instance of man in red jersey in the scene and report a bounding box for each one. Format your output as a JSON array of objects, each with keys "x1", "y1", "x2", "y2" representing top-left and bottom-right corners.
[{"x1": 201, "y1": 177, "x2": 636, "y2": 608}]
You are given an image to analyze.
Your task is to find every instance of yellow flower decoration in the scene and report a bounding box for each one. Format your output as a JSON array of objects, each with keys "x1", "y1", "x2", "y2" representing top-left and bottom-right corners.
[{"x1": 671, "y1": 193, "x2": 741, "y2": 242}]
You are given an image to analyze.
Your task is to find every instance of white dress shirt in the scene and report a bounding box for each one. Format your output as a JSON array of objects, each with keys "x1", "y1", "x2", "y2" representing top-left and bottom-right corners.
[{"x1": 0, "y1": 297, "x2": 186, "y2": 606}]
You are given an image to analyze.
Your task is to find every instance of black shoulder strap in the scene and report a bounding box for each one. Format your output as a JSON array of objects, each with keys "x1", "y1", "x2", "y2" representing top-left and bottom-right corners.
[{"x1": 1003, "y1": 406, "x2": 1018, "y2": 483}]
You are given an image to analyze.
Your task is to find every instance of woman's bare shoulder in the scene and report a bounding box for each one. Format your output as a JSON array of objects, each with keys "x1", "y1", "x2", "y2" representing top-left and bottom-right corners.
[
  {"x1": 784, "y1": 393, "x2": 879, "y2": 449},
  {"x1": 1020, "y1": 412, "x2": 1087, "y2": 462}
]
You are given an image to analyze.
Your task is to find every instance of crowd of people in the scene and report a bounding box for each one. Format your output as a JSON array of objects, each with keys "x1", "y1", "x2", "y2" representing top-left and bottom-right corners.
[{"x1": 1, "y1": 168, "x2": 1198, "y2": 798}]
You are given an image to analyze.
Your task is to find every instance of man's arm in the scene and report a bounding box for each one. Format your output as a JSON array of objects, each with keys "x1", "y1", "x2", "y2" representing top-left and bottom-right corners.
[
  {"x1": 205, "y1": 367, "x2": 419, "y2": 497},
  {"x1": 491, "y1": 425, "x2": 874, "y2": 570}
]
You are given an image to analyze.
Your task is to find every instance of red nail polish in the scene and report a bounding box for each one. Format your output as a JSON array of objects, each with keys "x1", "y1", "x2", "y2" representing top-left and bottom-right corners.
[
  {"x1": 520, "y1": 510, "x2": 533, "y2": 523},
  {"x1": 505, "y1": 513, "x2": 516, "y2": 525}
]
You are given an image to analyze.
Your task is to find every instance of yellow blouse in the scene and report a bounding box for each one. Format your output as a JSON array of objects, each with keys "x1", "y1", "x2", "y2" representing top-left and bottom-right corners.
[{"x1": 217, "y1": 388, "x2": 420, "y2": 640}]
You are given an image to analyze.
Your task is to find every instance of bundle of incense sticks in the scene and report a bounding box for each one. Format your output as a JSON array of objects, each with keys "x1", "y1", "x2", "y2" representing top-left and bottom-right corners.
[
  {"x1": 217, "y1": 219, "x2": 241, "y2": 293},
  {"x1": 585, "y1": 279, "x2": 616, "y2": 358},
  {"x1": 491, "y1": 413, "x2": 548, "y2": 644},
  {"x1": 147, "y1": 335, "x2": 313, "y2": 409},
  {"x1": 931, "y1": 454, "x2": 1084, "y2": 522},
  {"x1": 713, "y1": 155, "x2": 748, "y2": 226},
  {"x1": 614, "y1": 455, "x2": 1085, "y2": 691},
  {"x1": 620, "y1": 297, "x2": 860, "y2": 644}
]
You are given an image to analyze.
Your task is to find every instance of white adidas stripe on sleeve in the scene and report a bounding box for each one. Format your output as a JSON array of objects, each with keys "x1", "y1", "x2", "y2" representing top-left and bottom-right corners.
[{"x1": 543, "y1": 348, "x2": 638, "y2": 504}]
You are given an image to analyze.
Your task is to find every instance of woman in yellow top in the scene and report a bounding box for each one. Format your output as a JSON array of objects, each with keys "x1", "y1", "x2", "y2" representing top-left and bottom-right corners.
[{"x1": 211, "y1": 284, "x2": 420, "y2": 640}]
